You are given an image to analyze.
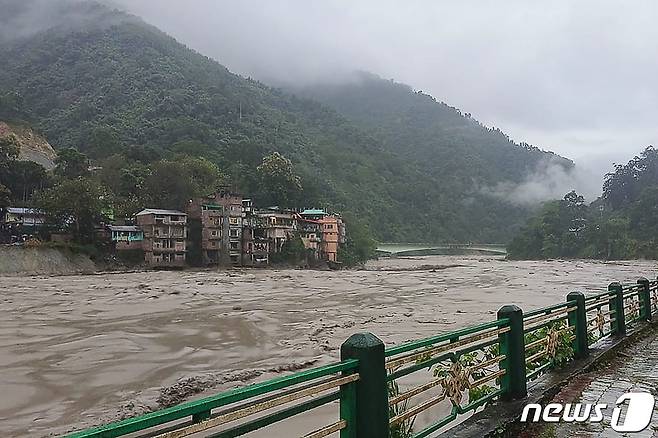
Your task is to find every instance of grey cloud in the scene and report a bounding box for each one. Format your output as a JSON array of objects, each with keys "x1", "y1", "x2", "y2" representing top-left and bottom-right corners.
[
  {"x1": 13, "y1": 0, "x2": 658, "y2": 199},
  {"x1": 480, "y1": 159, "x2": 601, "y2": 206}
]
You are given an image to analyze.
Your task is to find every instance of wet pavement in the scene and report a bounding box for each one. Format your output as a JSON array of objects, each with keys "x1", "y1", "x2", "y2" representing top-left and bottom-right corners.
[{"x1": 531, "y1": 329, "x2": 658, "y2": 437}]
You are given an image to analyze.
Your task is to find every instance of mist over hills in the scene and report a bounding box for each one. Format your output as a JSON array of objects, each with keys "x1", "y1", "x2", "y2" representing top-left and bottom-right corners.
[{"x1": 0, "y1": 0, "x2": 577, "y2": 243}]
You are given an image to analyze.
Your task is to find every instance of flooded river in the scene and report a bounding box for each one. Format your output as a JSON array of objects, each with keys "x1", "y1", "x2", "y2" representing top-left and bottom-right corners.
[{"x1": 1, "y1": 255, "x2": 655, "y2": 437}]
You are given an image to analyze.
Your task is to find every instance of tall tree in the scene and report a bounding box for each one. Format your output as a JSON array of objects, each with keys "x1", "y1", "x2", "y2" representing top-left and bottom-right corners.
[
  {"x1": 256, "y1": 152, "x2": 302, "y2": 207},
  {"x1": 141, "y1": 156, "x2": 225, "y2": 209},
  {"x1": 54, "y1": 148, "x2": 89, "y2": 178},
  {"x1": 36, "y1": 177, "x2": 109, "y2": 243},
  {"x1": 3, "y1": 160, "x2": 49, "y2": 203}
]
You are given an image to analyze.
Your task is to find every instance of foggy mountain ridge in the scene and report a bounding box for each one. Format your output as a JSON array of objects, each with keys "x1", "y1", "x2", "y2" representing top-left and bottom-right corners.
[
  {"x1": 0, "y1": 0, "x2": 594, "y2": 242},
  {"x1": 292, "y1": 71, "x2": 596, "y2": 205},
  {"x1": 0, "y1": 0, "x2": 137, "y2": 42}
]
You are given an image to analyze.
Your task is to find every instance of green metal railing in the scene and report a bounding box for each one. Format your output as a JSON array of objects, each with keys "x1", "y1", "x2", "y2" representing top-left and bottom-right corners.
[{"x1": 67, "y1": 276, "x2": 658, "y2": 438}]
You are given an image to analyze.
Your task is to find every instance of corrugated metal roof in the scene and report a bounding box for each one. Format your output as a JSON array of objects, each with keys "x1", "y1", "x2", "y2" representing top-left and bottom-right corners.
[
  {"x1": 136, "y1": 208, "x2": 187, "y2": 216},
  {"x1": 107, "y1": 225, "x2": 141, "y2": 232},
  {"x1": 301, "y1": 209, "x2": 326, "y2": 215},
  {"x1": 6, "y1": 207, "x2": 44, "y2": 215}
]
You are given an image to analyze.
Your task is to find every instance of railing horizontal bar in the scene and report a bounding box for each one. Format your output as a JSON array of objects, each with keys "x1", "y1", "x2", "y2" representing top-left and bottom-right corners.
[
  {"x1": 525, "y1": 337, "x2": 548, "y2": 350},
  {"x1": 524, "y1": 301, "x2": 577, "y2": 318},
  {"x1": 211, "y1": 375, "x2": 343, "y2": 420},
  {"x1": 455, "y1": 388, "x2": 503, "y2": 414},
  {"x1": 389, "y1": 392, "x2": 447, "y2": 427},
  {"x1": 585, "y1": 301, "x2": 612, "y2": 312},
  {"x1": 386, "y1": 338, "x2": 500, "y2": 382},
  {"x1": 384, "y1": 318, "x2": 509, "y2": 358},
  {"x1": 526, "y1": 361, "x2": 552, "y2": 380},
  {"x1": 153, "y1": 374, "x2": 359, "y2": 438},
  {"x1": 206, "y1": 392, "x2": 339, "y2": 438},
  {"x1": 469, "y1": 369, "x2": 505, "y2": 388},
  {"x1": 66, "y1": 360, "x2": 358, "y2": 438},
  {"x1": 470, "y1": 354, "x2": 506, "y2": 372},
  {"x1": 587, "y1": 314, "x2": 613, "y2": 327},
  {"x1": 386, "y1": 327, "x2": 509, "y2": 370},
  {"x1": 389, "y1": 377, "x2": 444, "y2": 406},
  {"x1": 302, "y1": 420, "x2": 346, "y2": 438},
  {"x1": 524, "y1": 314, "x2": 570, "y2": 333},
  {"x1": 525, "y1": 350, "x2": 546, "y2": 364},
  {"x1": 585, "y1": 290, "x2": 615, "y2": 301},
  {"x1": 524, "y1": 306, "x2": 576, "y2": 326}
]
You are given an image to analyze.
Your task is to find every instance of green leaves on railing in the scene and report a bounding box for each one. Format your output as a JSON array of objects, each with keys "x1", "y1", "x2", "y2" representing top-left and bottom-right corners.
[{"x1": 525, "y1": 320, "x2": 574, "y2": 373}]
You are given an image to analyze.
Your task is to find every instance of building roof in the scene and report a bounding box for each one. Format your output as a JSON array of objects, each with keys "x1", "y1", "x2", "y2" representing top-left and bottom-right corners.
[
  {"x1": 301, "y1": 209, "x2": 327, "y2": 216},
  {"x1": 136, "y1": 208, "x2": 187, "y2": 216},
  {"x1": 107, "y1": 225, "x2": 141, "y2": 232},
  {"x1": 6, "y1": 207, "x2": 44, "y2": 215}
]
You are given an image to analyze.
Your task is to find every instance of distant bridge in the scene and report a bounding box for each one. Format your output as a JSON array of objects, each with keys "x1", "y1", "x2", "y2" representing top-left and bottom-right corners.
[{"x1": 376, "y1": 243, "x2": 507, "y2": 256}]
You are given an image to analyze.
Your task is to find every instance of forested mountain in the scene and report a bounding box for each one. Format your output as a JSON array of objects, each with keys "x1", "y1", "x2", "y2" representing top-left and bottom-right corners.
[
  {"x1": 0, "y1": 0, "x2": 571, "y2": 243},
  {"x1": 508, "y1": 146, "x2": 658, "y2": 260}
]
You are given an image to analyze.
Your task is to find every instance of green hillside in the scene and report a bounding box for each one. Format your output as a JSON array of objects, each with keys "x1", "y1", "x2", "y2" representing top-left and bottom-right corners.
[
  {"x1": 0, "y1": 1, "x2": 571, "y2": 243},
  {"x1": 508, "y1": 146, "x2": 658, "y2": 260}
]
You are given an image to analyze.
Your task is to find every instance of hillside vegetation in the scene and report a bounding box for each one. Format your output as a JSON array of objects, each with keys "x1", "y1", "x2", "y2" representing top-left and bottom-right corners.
[
  {"x1": 508, "y1": 146, "x2": 658, "y2": 260},
  {"x1": 0, "y1": 0, "x2": 571, "y2": 243}
]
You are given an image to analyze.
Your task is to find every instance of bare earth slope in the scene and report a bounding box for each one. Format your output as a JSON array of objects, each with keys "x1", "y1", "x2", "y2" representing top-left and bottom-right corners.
[{"x1": 0, "y1": 120, "x2": 56, "y2": 170}]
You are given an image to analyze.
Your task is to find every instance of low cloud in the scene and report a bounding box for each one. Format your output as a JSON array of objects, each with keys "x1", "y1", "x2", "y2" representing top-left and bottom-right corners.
[
  {"x1": 0, "y1": 0, "x2": 132, "y2": 43},
  {"x1": 481, "y1": 159, "x2": 601, "y2": 206}
]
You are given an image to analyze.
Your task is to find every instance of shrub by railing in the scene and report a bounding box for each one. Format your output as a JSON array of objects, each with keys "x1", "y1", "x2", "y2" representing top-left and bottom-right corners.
[{"x1": 66, "y1": 277, "x2": 657, "y2": 438}]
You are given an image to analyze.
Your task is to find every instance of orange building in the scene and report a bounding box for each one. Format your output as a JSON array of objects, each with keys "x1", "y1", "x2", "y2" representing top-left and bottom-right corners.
[{"x1": 319, "y1": 215, "x2": 341, "y2": 262}]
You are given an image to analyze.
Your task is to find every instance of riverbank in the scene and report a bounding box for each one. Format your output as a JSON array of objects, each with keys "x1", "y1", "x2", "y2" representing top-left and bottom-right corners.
[
  {"x1": 1, "y1": 255, "x2": 655, "y2": 437},
  {"x1": 0, "y1": 245, "x2": 96, "y2": 276}
]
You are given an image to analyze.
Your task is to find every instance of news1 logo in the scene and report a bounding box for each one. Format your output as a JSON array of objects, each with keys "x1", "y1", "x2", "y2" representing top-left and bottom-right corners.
[{"x1": 521, "y1": 392, "x2": 655, "y2": 432}]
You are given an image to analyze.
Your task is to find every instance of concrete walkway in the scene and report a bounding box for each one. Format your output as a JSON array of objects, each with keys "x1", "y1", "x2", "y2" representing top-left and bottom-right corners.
[{"x1": 524, "y1": 329, "x2": 658, "y2": 437}]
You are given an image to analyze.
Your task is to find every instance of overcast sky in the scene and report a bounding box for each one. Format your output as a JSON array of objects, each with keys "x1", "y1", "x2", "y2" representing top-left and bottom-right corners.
[{"x1": 112, "y1": 0, "x2": 658, "y2": 180}]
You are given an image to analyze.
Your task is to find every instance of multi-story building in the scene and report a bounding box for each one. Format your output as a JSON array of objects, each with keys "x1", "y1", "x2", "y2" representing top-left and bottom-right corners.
[
  {"x1": 135, "y1": 209, "x2": 187, "y2": 268},
  {"x1": 187, "y1": 190, "x2": 244, "y2": 267},
  {"x1": 187, "y1": 199, "x2": 223, "y2": 266},
  {"x1": 217, "y1": 191, "x2": 244, "y2": 266},
  {"x1": 242, "y1": 199, "x2": 269, "y2": 266},
  {"x1": 255, "y1": 209, "x2": 298, "y2": 253},
  {"x1": 319, "y1": 215, "x2": 342, "y2": 262},
  {"x1": 297, "y1": 217, "x2": 322, "y2": 260},
  {"x1": 299, "y1": 209, "x2": 346, "y2": 262}
]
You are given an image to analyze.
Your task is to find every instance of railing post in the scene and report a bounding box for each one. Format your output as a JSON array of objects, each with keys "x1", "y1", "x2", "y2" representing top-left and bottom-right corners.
[
  {"x1": 497, "y1": 305, "x2": 527, "y2": 400},
  {"x1": 340, "y1": 333, "x2": 389, "y2": 438},
  {"x1": 567, "y1": 291, "x2": 588, "y2": 358},
  {"x1": 637, "y1": 277, "x2": 651, "y2": 321},
  {"x1": 608, "y1": 282, "x2": 625, "y2": 335}
]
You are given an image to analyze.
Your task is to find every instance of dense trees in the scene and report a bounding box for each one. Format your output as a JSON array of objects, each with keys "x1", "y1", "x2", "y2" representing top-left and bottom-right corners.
[
  {"x1": 55, "y1": 148, "x2": 89, "y2": 178},
  {"x1": 0, "y1": 132, "x2": 52, "y2": 207},
  {"x1": 337, "y1": 216, "x2": 377, "y2": 266},
  {"x1": 509, "y1": 146, "x2": 658, "y2": 260},
  {"x1": 0, "y1": 2, "x2": 568, "y2": 244},
  {"x1": 36, "y1": 177, "x2": 109, "y2": 243},
  {"x1": 256, "y1": 152, "x2": 302, "y2": 207}
]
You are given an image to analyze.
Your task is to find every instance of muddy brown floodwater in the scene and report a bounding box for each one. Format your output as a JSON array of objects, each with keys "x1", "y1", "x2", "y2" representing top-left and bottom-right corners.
[{"x1": 0, "y1": 255, "x2": 655, "y2": 437}]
